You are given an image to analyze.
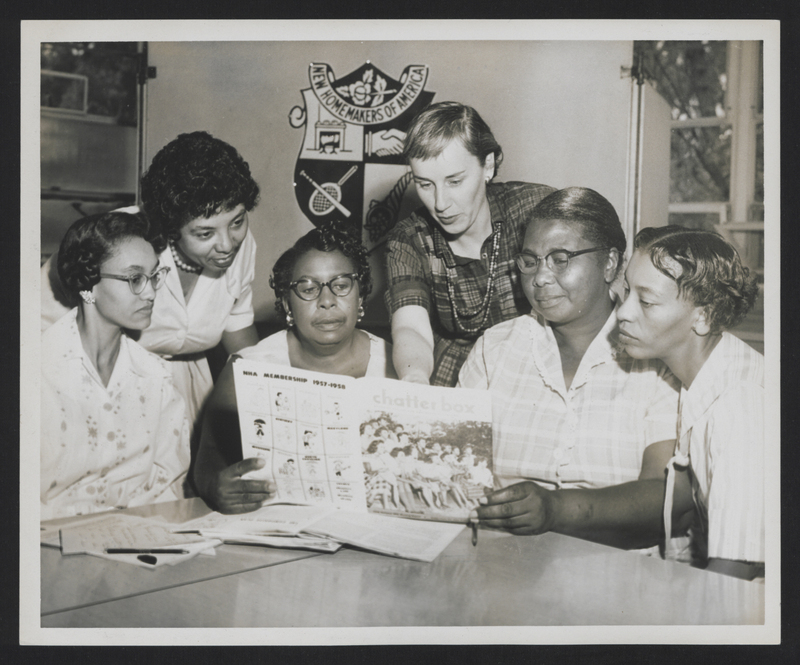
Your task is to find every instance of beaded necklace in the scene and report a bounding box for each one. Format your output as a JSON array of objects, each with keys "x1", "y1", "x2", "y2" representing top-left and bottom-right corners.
[
  {"x1": 444, "y1": 226, "x2": 502, "y2": 334},
  {"x1": 169, "y1": 240, "x2": 203, "y2": 274}
]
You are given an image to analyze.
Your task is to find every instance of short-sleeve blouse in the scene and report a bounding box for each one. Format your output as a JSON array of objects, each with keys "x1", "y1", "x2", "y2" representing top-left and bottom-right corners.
[
  {"x1": 663, "y1": 332, "x2": 765, "y2": 564},
  {"x1": 457, "y1": 308, "x2": 680, "y2": 490},
  {"x1": 41, "y1": 309, "x2": 190, "y2": 520}
]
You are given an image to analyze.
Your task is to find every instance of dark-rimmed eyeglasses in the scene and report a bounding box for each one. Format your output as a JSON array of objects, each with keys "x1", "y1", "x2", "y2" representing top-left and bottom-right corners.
[
  {"x1": 99, "y1": 266, "x2": 171, "y2": 295},
  {"x1": 289, "y1": 273, "x2": 359, "y2": 301},
  {"x1": 514, "y1": 247, "x2": 610, "y2": 275}
]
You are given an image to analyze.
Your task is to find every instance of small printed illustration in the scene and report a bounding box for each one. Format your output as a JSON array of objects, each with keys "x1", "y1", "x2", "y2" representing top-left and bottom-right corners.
[
  {"x1": 296, "y1": 390, "x2": 323, "y2": 424},
  {"x1": 243, "y1": 384, "x2": 270, "y2": 414},
  {"x1": 272, "y1": 418, "x2": 297, "y2": 452},
  {"x1": 323, "y1": 397, "x2": 345, "y2": 425},
  {"x1": 278, "y1": 457, "x2": 298, "y2": 477},
  {"x1": 302, "y1": 458, "x2": 321, "y2": 477},
  {"x1": 271, "y1": 388, "x2": 294, "y2": 418},
  {"x1": 323, "y1": 428, "x2": 351, "y2": 454},
  {"x1": 333, "y1": 459, "x2": 351, "y2": 478},
  {"x1": 306, "y1": 484, "x2": 327, "y2": 501},
  {"x1": 299, "y1": 425, "x2": 321, "y2": 453}
]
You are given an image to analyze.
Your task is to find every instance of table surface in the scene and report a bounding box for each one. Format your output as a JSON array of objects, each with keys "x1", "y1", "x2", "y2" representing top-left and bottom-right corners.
[
  {"x1": 40, "y1": 499, "x2": 765, "y2": 628},
  {"x1": 40, "y1": 498, "x2": 321, "y2": 616}
]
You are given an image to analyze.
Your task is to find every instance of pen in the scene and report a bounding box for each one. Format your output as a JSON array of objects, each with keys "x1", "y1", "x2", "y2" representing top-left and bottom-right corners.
[
  {"x1": 104, "y1": 548, "x2": 190, "y2": 554},
  {"x1": 471, "y1": 521, "x2": 478, "y2": 547}
]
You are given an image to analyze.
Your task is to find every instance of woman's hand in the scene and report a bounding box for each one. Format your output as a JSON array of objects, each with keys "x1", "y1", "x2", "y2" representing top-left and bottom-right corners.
[
  {"x1": 469, "y1": 481, "x2": 558, "y2": 536},
  {"x1": 207, "y1": 457, "x2": 275, "y2": 514}
]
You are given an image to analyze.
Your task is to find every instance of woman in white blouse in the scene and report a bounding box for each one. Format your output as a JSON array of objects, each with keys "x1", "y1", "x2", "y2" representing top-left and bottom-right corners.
[
  {"x1": 42, "y1": 132, "x2": 262, "y2": 433},
  {"x1": 41, "y1": 211, "x2": 190, "y2": 519},
  {"x1": 194, "y1": 220, "x2": 396, "y2": 513},
  {"x1": 618, "y1": 226, "x2": 764, "y2": 579},
  {"x1": 461, "y1": 188, "x2": 684, "y2": 550}
]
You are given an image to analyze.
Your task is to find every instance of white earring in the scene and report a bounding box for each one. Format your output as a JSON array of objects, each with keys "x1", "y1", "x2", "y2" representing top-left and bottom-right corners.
[
  {"x1": 80, "y1": 290, "x2": 95, "y2": 305},
  {"x1": 286, "y1": 311, "x2": 294, "y2": 327}
]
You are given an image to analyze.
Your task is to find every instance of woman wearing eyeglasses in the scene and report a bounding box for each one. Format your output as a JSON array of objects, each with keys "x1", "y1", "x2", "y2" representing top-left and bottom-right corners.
[
  {"x1": 194, "y1": 220, "x2": 396, "y2": 513},
  {"x1": 459, "y1": 188, "x2": 685, "y2": 550},
  {"x1": 41, "y1": 211, "x2": 190, "y2": 519},
  {"x1": 42, "y1": 131, "x2": 262, "y2": 434}
]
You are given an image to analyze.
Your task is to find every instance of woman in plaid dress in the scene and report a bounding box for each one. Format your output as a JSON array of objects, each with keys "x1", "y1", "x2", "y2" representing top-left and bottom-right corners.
[{"x1": 385, "y1": 102, "x2": 554, "y2": 387}]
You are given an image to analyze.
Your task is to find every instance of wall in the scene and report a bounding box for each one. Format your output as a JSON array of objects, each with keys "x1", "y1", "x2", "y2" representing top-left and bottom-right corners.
[{"x1": 145, "y1": 40, "x2": 634, "y2": 324}]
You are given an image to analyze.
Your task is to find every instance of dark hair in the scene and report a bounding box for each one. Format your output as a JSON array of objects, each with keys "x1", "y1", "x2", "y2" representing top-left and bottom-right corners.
[
  {"x1": 529, "y1": 187, "x2": 627, "y2": 278},
  {"x1": 140, "y1": 131, "x2": 260, "y2": 242},
  {"x1": 403, "y1": 101, "x2": 503, "y2": 178},
  {"x1": 57, "y1": 211, "x2": 164, "y2": 301},
  {"x1": 270, "y1": 219, "x2": 372, "y2": 319},
  {"x1": 633, "y1": 226, "x2": 758, "y2": 334}
]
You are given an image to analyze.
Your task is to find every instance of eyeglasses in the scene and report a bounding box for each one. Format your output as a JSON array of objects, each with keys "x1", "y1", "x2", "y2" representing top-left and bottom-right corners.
[
  {"x1": 99, "y1": 266, "x2": 171, "y2": 295},
  {"x1": 288, "y1": 273, "x2": 359, "y2": 301},
  {"x1": 514, "y1": 247, "x2": 610, "y2": 275}
]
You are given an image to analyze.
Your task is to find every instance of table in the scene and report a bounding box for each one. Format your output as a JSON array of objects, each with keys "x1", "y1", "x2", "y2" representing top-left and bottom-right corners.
[
  {"x1": 40, "y1": 498, "x2": 321, "y2": 617},
  {"x1": 40, "y1": 500, "x2": 765, "y2": 627}
]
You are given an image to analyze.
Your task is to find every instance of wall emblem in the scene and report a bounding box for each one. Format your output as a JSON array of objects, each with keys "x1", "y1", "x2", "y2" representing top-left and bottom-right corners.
[{"x1": 289, "y1": 61, "x2": 435, "y2": 248}]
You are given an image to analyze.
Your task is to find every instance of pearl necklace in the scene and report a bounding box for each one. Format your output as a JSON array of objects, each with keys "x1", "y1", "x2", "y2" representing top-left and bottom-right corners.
[
  {"x1": 169, "y1": 241, "x2": 203, "y2": 274},
  {"x1": 444, "y1": 226, "x2": 501, "y2": 334}
]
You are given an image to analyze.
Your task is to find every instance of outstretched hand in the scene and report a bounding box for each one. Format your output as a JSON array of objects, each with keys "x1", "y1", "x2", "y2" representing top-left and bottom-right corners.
[
  {"x1": 469, "y1": 481, "x2": 557, "y2": 536},
  {"x1": 207, "y1": 457, "x2": 275, "y2": 514}
]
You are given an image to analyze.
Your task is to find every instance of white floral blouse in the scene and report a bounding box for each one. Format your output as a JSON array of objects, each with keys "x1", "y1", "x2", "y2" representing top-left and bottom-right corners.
[{"x1": 41, "y1": 309, "x2": 191, "y2": 520}]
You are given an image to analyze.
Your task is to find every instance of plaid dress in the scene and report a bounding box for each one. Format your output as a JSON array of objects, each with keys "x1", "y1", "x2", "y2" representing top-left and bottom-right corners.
[{"x1": 385, "y1": 181, "x2": 555, "y2": 386}]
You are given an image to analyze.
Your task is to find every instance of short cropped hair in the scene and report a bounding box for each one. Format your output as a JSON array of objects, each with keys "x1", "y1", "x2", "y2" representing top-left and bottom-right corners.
[
  {"x1": 57, "y1": 211, "x2": 164, "y2": 301},
  {"x1": 270, "y1": 219, "x2": 372, "y2": 319},
  {"x1": 403, "y1": 102, "x2": 503, "y2": 178},
  {"x1": 140, "y1": 131, "x2": 260, "y2": 242},
  {"x1": 633, "y1": 225, "x2": 759, "y2": 334},
  {"x1": 529, "y1": 187, "x2": 627, "y2": 278}
]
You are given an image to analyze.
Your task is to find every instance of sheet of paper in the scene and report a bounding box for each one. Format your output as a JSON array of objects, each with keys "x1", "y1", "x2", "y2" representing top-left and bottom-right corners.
[
  {"x1": 233, "y1": 359, "x2": 367, "y2": 511},
  {"x1": 218, "y1": 533, "x2": 342, "y2": 553},
  {"x1": 58, "y1": 513, "x2": 210, "y2": 555},
  {"x1": 41, "y1": 511, "x2": 135, "y2": 546},
  {"x1": 304, "y1": 511, "x2": 465, "y2": 562},
  {"x1": 175, "y1": 503, "x2": 337, "y2": 537}
]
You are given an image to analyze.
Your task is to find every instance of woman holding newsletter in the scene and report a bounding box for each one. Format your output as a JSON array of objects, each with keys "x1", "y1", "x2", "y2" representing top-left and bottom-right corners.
[
  {"x1": 460, "y1": 188, "x2": 684, "y2": 550},
  {"x1": 194, "y1": 220, "x2": 397, "y2": 513},
  {"x1": 386, "y1": 102, "x2": 555, "y2": 387},
  {"x1": 617, "y1": 226, "x2": 764, "y2": 578},
  {"x1": 42, "y1": 132, "x2": 262, "y2": 432},
  {"x1": 41, "y1": 211, "x2": 189, "y2": 519}
]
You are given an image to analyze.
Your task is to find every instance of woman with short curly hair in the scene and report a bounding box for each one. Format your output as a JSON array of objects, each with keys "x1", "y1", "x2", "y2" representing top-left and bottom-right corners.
[
  {"x1": 42, "y1": 131, "x2": 263, "y2": 434},
  {"x1": 618, "y1": 225, "x2": 764, "y2": 579},
  {"x1": 193, "y1": 220, "x2": 396, "y2": 513},
  {"x1": 42, "y1": 211, "x2": 189, "y2": 518}
]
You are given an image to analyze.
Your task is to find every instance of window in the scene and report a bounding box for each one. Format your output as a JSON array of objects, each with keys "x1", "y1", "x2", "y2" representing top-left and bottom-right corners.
[
  {"x1": 635, "y1": 40, "x2": 764, "y2": 282},
  {"x1": 41, "y1": 42, "x2": 140, "y2": 126}
]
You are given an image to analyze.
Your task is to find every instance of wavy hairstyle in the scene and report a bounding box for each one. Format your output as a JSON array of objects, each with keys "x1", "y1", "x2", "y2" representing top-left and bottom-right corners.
[
  {"x1": 57, "y1": 211, "x2": 165, "y2": 302},
  {"x1": 403, "y1": 101, "x2": 503, "y2": 178},
  {"x1": 529, "y1": 187, "x2": 627, "y2": 279},
  {"x1": 140, "y1": 131, "x2": 260, "y2": 242},
  {"x1": 270, "y1": 219, "x2": 372, "y2": 319},
  {"x1": 633, "y1": 225, "x2": 759, "y2": 334}
]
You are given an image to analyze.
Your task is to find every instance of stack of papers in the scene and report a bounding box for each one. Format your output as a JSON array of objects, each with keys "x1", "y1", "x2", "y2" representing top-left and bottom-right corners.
[
  {"x1": 175, "y1": 503, "x2": 465, "y2": 562},
  {"x1": 175, "y1": 504, "x2": 343, "y2": 553},
  {"x1": 50, "y1": 513, "x2": 221, "y2": 568}
]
